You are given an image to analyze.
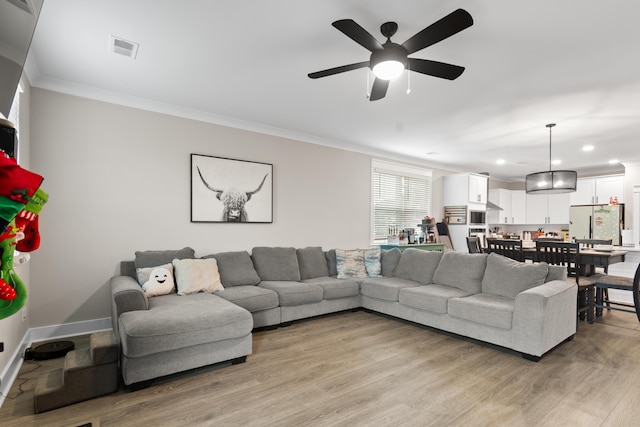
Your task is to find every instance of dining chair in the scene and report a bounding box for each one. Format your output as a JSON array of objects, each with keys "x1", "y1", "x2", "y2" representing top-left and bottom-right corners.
[
  {"x1": 575, "y1": 238, "x2": 614, "y2": 309},
  {"x1": 487, "y1": 239, "x2": 524, "y2": 262},
  {"x1": 535, "y1": 240, "x2": 600, "y2": 324},
  {"x1": 593, "y1": 262, "x2": 640, "y2": 323},
  {"x1": 466, "y1": 236, "x2": 482, "y2": 254}
]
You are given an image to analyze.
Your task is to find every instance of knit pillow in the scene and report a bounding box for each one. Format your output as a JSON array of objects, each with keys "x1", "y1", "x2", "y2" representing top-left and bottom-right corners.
[{"x1": 172, "y1": 258, "x2": 224, "y2": 295}]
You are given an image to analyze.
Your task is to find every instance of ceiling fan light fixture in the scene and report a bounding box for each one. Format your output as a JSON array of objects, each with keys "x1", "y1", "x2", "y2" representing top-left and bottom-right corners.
[
  {"x1": 372, "y1": 60, "x2": 404, "y2": 80},
  {"x1": 525, "y1": 123, "x2": 577, "y2": 194}
]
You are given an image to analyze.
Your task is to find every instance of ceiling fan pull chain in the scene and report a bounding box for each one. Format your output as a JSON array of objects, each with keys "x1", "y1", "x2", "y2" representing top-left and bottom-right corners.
[
  {"x1": 407, "y1": 63, "x2": 411, "y2": 95},
  {"x1": 366, "y1": 70, "x2": 371, "y2": 99}
]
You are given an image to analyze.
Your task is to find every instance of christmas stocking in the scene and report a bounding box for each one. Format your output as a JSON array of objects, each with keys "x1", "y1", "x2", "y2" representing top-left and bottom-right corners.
[{"x1": 16, "y1": 188, "x2": 48, "y2": 252}]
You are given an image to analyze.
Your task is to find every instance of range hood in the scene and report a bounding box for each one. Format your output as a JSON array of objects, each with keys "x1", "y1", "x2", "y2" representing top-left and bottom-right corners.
[{"x1": 486, "y1": 200, "x2": 503, "y2": 211}]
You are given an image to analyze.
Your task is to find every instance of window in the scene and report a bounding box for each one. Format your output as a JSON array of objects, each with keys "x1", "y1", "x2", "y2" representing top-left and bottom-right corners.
[{"x1": 372, "y1": 160, "x2": 432, "y2": 242}]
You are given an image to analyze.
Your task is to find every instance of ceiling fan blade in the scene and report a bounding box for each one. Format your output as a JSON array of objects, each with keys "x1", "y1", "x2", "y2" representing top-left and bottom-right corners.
[
  {"x1": 402, "y1": 9, "x2": 473, "y2": 55},
  {"x1": 308, "y1": 61, "x2": 370, "y2": 79},
  {"x1": 407, "y1": 58, "x2": 465, "y2": 80},
  {"x1": 369, "y1": 78, "x2": 389, "y2": 101},
  {"x1": 332, "y1": 19, "x2": 384, "y2": 52}
]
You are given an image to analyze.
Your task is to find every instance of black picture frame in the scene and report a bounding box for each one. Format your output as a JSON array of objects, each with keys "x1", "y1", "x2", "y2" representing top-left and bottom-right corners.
[{"x1": 191, "y1": 154, "x2": 273, "y2": 223}]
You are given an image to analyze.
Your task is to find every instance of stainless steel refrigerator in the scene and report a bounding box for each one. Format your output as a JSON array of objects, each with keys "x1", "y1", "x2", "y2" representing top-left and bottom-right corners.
[{"x1": 569, "y1": 204, "x2": 624, "y2": 244}]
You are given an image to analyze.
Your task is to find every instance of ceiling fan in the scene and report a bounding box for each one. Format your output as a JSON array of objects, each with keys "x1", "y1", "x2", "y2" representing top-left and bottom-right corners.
[{"x1": 308, "y1": 9, "x2": 473, "y2": 101}]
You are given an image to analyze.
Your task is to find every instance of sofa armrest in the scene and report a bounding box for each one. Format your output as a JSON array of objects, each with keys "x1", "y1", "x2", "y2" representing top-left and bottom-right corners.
[
  {"x1": 110, "y1": 275, "x2": 148, "y2": 333},
  {"x1": 511, "y1": 279, "x2": 577, "y2": 356}
]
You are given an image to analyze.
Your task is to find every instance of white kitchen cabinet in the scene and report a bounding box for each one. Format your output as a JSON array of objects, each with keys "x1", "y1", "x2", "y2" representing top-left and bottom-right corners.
[
  {"x1": 511, "y1": 190, "x2": 527, "y2": 224},
  {"x1": 526, "y1": 193, "x2": 570, "y2": 224},
  {"x1": 488, "y1": 189, "x2": 527, "y2": 224},
  {"x1": 444, "y1": 173, "x2": 488, "y2": 206},
  {"x1": 570, "y1": 176, "x2": 624, "y2": 205}
]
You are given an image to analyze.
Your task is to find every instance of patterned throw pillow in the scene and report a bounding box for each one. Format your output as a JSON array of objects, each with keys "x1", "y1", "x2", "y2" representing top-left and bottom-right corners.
[
  {"x1": 335, "y1": 249, "x2": 368, "y2": 279},
  {"x1": 363, "y1": 247, "x2": 382, "y2": 277}
]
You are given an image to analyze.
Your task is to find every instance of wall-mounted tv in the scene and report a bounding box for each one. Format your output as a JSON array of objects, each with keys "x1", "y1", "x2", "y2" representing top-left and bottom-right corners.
[{"x1": 0, "y1": 0, "x2": 43, "y2": 118}]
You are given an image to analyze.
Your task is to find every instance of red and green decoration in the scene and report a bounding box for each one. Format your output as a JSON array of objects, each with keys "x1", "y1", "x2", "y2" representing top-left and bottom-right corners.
[{"x1": 0, "y1": 153, "x2": 47, "y2": 319}]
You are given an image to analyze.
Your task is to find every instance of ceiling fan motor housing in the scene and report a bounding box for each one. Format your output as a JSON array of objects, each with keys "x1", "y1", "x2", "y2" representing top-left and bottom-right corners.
[{"x1": 370, "y1": 43, "x2": 408, "y2": 70}]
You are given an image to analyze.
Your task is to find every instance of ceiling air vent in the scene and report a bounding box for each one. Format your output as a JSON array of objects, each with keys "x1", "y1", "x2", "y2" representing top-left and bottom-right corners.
[{"x1": 109, "y1": 35, "x2": 139, "y2": 59}]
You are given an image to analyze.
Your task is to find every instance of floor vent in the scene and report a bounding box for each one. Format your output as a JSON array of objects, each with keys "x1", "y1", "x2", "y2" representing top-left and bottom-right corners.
[{"x1": 109, "y1": 35, "x2": 139, "y2": 59}]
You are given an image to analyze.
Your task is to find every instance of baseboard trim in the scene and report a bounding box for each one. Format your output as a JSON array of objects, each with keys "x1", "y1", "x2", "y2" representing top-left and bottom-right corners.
[{"x1": 0, "y1": 317, "x2": 113, "y2": 408}]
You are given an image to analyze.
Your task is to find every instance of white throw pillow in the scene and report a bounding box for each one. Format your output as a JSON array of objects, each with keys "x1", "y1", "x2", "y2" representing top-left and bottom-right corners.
[
  {"x1": 335, "y1": 249, "x2": 368, "y2": 279},
  {"x1": 172, "y1": 258, "x2": 224, "y2": 295},
  {"x1": 136, "y1": 263, "x2": 176, "y2": 297}
]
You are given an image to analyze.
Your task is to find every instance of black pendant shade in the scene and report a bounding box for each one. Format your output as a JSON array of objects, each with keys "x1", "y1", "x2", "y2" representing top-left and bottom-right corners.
[{"x1": 525, "y1": 124, "x2": 577, "y2": 194}]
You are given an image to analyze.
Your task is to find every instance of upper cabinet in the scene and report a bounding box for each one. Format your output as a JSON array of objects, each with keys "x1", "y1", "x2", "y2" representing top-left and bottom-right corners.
[
  {"x1": 488, "y1": 189, "x2": 526, "y2": 224},
  {"x1": 444, "y1": 173, "x2": 488, "y2": 206},
  {"x1": 570, "y1": 176, "x2": 624, "y2": 205},
  {"x1": 526, "y1": 193, "x2": 570, "y2": 225}
]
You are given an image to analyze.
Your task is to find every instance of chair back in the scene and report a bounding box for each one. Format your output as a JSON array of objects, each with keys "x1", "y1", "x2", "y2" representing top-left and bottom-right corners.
[
  {"x1": 535, "y1": 241, "x2": 580, "y2": 280},
  {"x1": 487, "y1": 238, "x2": 524, "y2": 262},
  {"x1": 466, "y1": 236, "x2": 482, "y2": 254},
  {"x1": 575, "y1": 239, "x2": 612, "y2": 248}
]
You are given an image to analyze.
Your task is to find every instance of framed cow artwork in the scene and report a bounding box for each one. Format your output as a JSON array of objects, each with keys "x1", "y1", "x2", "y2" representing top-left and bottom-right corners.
[{"x1": 191, "y1": 154, "x2": 273, "y2": 223}]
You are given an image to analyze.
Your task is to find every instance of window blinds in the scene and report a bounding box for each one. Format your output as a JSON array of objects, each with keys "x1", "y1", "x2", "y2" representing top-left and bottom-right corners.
[{"x1": 372, "y1": 167, "x2": 431, "y2": 241}]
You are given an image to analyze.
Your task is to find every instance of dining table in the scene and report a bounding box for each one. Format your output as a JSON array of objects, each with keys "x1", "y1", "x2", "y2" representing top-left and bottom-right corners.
[{"x1": 521, "y1": 245, "x2": 627, "y2": 276}]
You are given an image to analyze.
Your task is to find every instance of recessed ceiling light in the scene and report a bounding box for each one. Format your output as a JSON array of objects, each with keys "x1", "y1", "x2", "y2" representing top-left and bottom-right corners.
[
  {"x1": 609, "y1": 159, "x2": 619, "y2": 164},
  {"x1": 425, "y1": 152, "x2": 440, "y2": 156},
  {"x1": 496, "y1": 159, "x2": 505, "y2": 165},
  {"x1": 582, "y1": 145, "x2": 594, "y2": 152},
  {"x1": 552, "y1": 159, "x2": 562, "y2": 165}
]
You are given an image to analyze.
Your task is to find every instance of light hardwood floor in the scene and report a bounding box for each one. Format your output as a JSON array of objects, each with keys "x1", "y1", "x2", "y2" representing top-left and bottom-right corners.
[{"x1": 1, "y1": 308, "x2": 639, "y2": 427}]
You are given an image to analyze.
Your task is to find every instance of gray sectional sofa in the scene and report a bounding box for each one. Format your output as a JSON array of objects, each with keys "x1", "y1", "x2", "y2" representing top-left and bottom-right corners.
[{"x1": 110, "y1": 246, "x2": 577, "y2": 387}]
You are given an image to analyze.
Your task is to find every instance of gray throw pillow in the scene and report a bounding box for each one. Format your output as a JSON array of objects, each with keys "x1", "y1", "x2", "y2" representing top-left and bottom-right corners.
[
  {"x1": 251, "y1": 247, "x2": 301, "y2": 281},
  {"x1": 482, "y1": 253, "x2": 549, "y2": 298},
  {"x1": 393, "y1": 249, "x2": 442, "y2": 284},
  {"x1": 202, "y1": 251, "x2": 261, "y2": 287},
  {"x1": 325, "y1": 250, "x2": 338, "y2": 277},
  {"x1": 134, "y1": 247, "x2": 195, "y2": 269},
  {"x1": 432, "y1": 251, "x2": 488, "y2": 294},
  {"x1": 380, "y1": 248, "x2": 401, "y2": 277},
  {"x1": 297, "y1": 247, "x2": 330, "y2": 280}
]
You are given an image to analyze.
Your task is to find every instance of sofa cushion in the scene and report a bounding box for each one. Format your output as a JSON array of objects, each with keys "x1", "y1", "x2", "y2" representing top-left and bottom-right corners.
[
  {"x1": 134, "y1": 247, "x2": 195, "y2": 269},
  {"x1": 380, "y1": 248, "x2": 401, "y2": 277},
  {"x1": 303, "y1": 277, "x2": 360, "y2": 300},
  {"x1": 296, "y1": 247, "x2": 330, "y2": 280},
  {"x1": 432, "y1": 252, "x2": 488, "y2": 294},
  {"x1": 252, "y1": 247, "x2": 301, "y2": 281},
  {"x1": 172, "y1": 258, "x2": 224, "y2": 295},
  {"x1": 335, "y1": 249, "x2": 368, "y2": 279},
  {"x1": 482, "y1": 253, "x2": 549, "y2": 299},
  {"x1": 447, "y1": 293, "x2": 514, "y2": 330},
  {"x1": 118, "y1": 293, "x2": 253, "y2": 358},
  {"x1": 364, "y1": 247, "x2": 382, "y2": 277},
  {"x1": 259, "y1": 281, "x2": 323, "y2": 306},
  {"x1": 325, "y1": 250, "x2": 338, "y2": 277},
  {"x1": 360, "y1": 277, "x2": 420, "y2": 302},
  {"x1": 216, "y1": 285, "x2": 279, "y2": 312},
  {"x1": 135, "y1": 263, "x2": 176, "y2": 297},
  {"x1": 393, "y1": 249, "x2": 443, "y2": 284},
  {"x1": 399, "y1": 284, "x2": 471, "y2": 314},
  {"x1": 203, "y1": 251, "x2": 261, "y2": 287}
]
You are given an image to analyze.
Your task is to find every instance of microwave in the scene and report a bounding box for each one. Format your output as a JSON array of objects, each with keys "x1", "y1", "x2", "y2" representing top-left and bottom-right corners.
[{"x1": 469, "y1": 210, "x2": 486, "y2": 225}]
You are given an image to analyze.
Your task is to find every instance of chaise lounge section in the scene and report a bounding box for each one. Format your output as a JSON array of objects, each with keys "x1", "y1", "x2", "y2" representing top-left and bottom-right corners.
[{"x1": 110, "y1": 245, "x2": 576, "y2": 387}]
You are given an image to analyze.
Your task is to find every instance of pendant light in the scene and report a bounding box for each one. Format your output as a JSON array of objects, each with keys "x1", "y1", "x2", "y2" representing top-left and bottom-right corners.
[{"x1": 525, "y1": 123, "x2": 577, "y2": 194}]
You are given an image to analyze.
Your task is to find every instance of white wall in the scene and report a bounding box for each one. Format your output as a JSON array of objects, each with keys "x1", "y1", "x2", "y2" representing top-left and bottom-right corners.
[{"x1": 27, "y1": 88, "x2": 455, "y2": 327}]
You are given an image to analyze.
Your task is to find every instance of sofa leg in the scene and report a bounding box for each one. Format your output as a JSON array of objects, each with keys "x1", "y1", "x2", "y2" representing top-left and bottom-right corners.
[
  {"x1": 521, "y1": 353, "x2": 541, "y2": 362},
  {"x1": 128, "y1": 379, "x2": 153, "y2": 391},
  {"x1": 231, "y1": 356, "x2": 247, "y2": 365},
  {"x1": 280, "y1": 321, "x2": 294, "y2": 328}
]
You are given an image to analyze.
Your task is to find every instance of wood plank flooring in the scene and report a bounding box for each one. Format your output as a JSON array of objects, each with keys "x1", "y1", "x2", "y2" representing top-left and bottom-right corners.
[{"x1": 1, "y1": 308, "x2": 640, "y2": 427}]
